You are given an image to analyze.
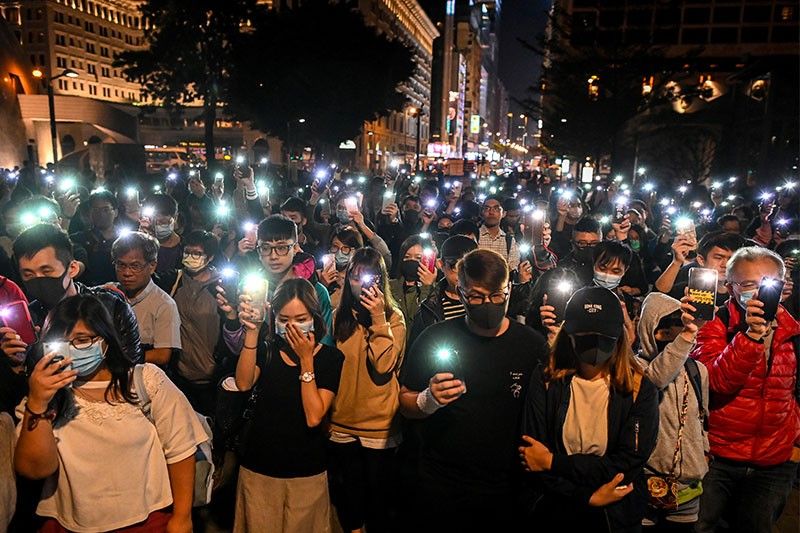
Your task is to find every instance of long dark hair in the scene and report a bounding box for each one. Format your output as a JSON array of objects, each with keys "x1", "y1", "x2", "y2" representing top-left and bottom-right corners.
[
  {"x1": 334, "y1": 247, "x2": 396, "y2": 343},
  {"x1": 41, "y1": 295, "x2": 136, "y2": 406}
]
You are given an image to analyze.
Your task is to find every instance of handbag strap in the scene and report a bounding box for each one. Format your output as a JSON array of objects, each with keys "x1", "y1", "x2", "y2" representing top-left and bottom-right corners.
[{"x1": 668, "y1": 374, "x2": 691, "y2": 478}]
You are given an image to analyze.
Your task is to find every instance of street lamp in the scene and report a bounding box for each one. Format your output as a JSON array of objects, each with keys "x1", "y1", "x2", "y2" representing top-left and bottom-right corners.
[{"x1": 33, "y1": 68, "x2": 79, "y2": 164}]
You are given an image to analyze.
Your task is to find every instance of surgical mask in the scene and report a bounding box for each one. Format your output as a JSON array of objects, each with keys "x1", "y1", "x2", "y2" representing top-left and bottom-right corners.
[
  {"x1": 737, "y1": 289, "x2": 756, "y2": 308},
  {"x1": 24, "y1": 271, "x2": 70, "y2": 309},
  {"x1": 570, "y1": 335, "x2": 616, "y2": 366},
  {"x1": 336, "y1": 210, "x2": 351, "y2": 225},
  {"x1": 463, "y1": 300, "x2": 507, "y2": 330},
  {"x1": 275, "y1": 319, "x2": 315, "y2": 339},
  {"x1": 335, "y1": 250, "x2": 352, "y2": 270},
  {"x1": 594, "y1": 270, "x2": 623, "y2": 290},
  {"x1": 401, "y1": 260, "x2": 420, "y2": 282},
  {"x1": 182, "y1": 255, "x2": 207, "y2": 273},
  {"x1": 629, "y1": 239, "x2": 641, "y2": 253},
  {"x1": 573, "y1": 245, "x2": 596, "y2": 264},
  {"x1": 154, "y1": 222, "x2": 174, "y2": 240},
  {"x1": 69, "y1": 340, "x2": 106, "y2": 377}
]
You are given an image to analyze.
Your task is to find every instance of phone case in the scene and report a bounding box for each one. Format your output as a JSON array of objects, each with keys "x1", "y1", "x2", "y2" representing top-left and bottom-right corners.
[
  {"x1": 759, "y1": 277, "x2": 785, "y2": 322},
  {"x1": 1, "y1": 301, "x2": 37, "y2": 345},
  {"x1": 688, "y1": 268, "x2": 717, "y2": 321}
]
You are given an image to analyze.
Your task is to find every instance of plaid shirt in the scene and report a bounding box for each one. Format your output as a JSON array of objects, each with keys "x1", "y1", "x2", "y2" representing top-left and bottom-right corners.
[{"x1": 478, "y1": 225, "x2": 520, "y2": 270}]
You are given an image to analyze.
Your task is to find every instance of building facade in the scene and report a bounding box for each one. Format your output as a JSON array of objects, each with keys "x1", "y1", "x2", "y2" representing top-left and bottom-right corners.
[{"x1": 354, "y1": 0, "x2": 438, "y2": 172}]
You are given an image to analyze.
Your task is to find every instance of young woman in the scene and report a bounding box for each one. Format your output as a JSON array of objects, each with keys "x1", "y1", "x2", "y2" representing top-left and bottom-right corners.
[
  {"x1": 388, "y1": 235, "x2": 437, "y2": 336},
  {"x1": 234, "y1": 278, "x2": 344, "y2": 532},
  {"x1": 318, "y1": 226, "x2": 364, "y2": 308},
  {"x1": 521, "y1": 286, "x2": 660, "y2": 532},
  {"x1": 14, "y1": 295, "x2": 206, "y2": 533},
  {"x1": 328, "y1": 247, "x2": 406, "y2": 533}
]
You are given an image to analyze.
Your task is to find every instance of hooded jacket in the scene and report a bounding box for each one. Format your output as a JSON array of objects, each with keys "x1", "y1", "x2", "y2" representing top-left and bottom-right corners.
[
  {"x1": 636, "y1": 293, "x2": 709, "y2": 485},
  {"x1": 691, "y1": 299, "x2": 800, "y2": 466}
]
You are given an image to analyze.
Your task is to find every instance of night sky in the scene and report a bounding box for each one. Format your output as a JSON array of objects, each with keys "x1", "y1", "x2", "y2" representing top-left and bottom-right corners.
[{"x1": 418, "y1": 0, "x2": 551, "y2": 115}]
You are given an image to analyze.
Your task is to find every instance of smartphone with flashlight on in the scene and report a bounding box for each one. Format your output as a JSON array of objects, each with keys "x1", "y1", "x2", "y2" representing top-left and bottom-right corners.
[
  {"x1": 675, "y1": 217, "x2": 697, "y2": 243},
  {"x1": 421, "y1": 247, "x2": 437, "y2": 272},
  {"x1": 344, "y1": 196, "x2": 359, "y2": 216},
  {"x1": 214, "y1": 173, "x2": 224, "y2": 188},
  {"x1": 218, "y1": 268, "x2": 240, "y2": 305},
  {"x1": 758, "y1": 277, "x2": 785, "y2": 322},
  {"x1": 359, "y1": 273, "x2": 380, "y2": 296},
  {"x1": 321, "y1": 253, "x2": 335, "y2": 271},
  {"x1": 547, "y1": 279, "x2": 573, "y2": 323},
  {"x1": 0, "y1": 300, "x2": 37, "y2": 346},
  {"x1": 434, "y1": 347, "x2": 463, "y2": 382},
  {"x1": 381, "y1": 189, "x2": 395, "y2": 211},
  {"x1": 423, "y1": 199, "x2": 437, "y2": 218},
  {"x1": 614, "y1": 200, "x2": 628, "y2": 224},
  {"x1": 241, "y1": 274, "x2": 269, "y2": 323},
  {"x1": 452, "y1": 180, "x2": 463, "y2": 198},
  {"x1": 688, "y1": 267, "x2": 718, "y2": 321},
  {"x1": 242, "y1": 221, "x2": 257, "y2": 243},
  {"x1": 530, "y1": 209, "x2": 547, "y2": 246}
]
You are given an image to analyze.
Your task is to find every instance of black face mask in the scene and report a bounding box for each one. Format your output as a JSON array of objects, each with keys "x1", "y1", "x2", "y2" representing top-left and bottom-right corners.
[
  {"x1": 403, "y1": 210, "x2": 420, "y2": 226},
  {"x1": 401, "y1": 260, "x2": 420, "y2": 282},
  {"x1": 24, "y1": 271, "x2": 70, "y2": 309},
  {"x1": 463, "y1": 301, "x2": 507, "y2": 330},
  {"x1": 570, "y1": 334, "x2": 616, "y2": 366},
  {"x1": 573, "y1": 245, "x2": 596, "y2": 264},
  {"x1": 655, "y1": 339, "x2": 671, "y2": 354}
]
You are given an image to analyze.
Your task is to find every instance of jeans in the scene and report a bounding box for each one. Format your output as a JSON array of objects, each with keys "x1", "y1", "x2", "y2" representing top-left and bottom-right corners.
[{"x1": 695, "y1": 459, "x2": 797, "y2": 533}]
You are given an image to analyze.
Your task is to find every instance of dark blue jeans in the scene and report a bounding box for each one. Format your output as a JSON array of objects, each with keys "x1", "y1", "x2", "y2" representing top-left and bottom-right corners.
[{"x1": 695, "y1": 458, "x2": 798, "y2": 533}]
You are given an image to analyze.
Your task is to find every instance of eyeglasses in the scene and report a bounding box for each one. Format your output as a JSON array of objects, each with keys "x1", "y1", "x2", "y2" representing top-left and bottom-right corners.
[
  {"x1": 257, "y1": 243, "x2": 294, "y2": 257},
  {"x1": 729, "y1": 280, "x2": 759, "y2": 291},
  {"x1": 113, "y1": 261, "x2": 151, "y2": 273},
  {"x1": 67, "y1": 336, "x2": 102, "y2": 350},
  {"x1": 183, "y1": 251, "x2": 207, "y2": 260},
  {"x1": 329, "y1": 245, "x2": 353, "y2": 255},
  {"x1": 482, "y1": 205, "x2": 502, "y2": 213},
  {"x1": 457, "y1": 284, "x2": 510, "y2": 305}
]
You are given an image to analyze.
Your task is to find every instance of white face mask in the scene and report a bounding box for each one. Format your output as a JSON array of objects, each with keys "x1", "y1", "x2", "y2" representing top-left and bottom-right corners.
[
  {"x1": 594, "y1": 270, "x2": 623, "y2": 290},
  {"x1": 154, "y1": 222, "x2": 174, "y2": 240},
  {"x1": 275, "y1": 319, "x2": 315, "y2": 339}
]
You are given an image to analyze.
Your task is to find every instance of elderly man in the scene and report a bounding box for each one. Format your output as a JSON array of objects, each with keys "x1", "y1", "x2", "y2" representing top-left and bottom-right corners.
[{"x1": 692, "y1": 246, "x2": 800, "y2": 533}]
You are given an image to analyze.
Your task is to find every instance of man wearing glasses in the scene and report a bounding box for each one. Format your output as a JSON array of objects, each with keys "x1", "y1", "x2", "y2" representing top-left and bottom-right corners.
[
  {"x1": 478, "y1": 195, "x2": 520, "y2": 271},
  {"x1": 398, "y1": 249, "x2": 548, "y2": 530},
  {"x1": 111, "y1": 231, "x2": 181, "y2": 366},
  {"x1": 692, "y1": 246, "x2": 800, "y2": 533},
  {"x1": 70, "y1": 190, "x2": 121, "y2": 286},
  {"x1": 221, "y1": 215, "x2": 334, "y2": 348}
]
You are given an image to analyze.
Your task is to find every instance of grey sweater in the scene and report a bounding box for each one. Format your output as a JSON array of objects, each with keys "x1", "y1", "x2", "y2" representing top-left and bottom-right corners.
[{"x1": 636, "y1": 292, "x2": 709, "y2": 484}]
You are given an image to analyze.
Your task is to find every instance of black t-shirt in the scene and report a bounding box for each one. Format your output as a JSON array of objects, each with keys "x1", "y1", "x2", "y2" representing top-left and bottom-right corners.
[
  {"x1": 240, "y1": 343, "x2": 344, "y2": 478},
  {"x1": 400, "y1": 318, "x2": 548, "y2": 493}
]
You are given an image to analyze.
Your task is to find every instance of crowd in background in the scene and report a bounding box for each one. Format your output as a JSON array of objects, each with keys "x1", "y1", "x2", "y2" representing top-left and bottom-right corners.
[{"x1": 0, "y1": 158, "x2": 798, "y2": 533}]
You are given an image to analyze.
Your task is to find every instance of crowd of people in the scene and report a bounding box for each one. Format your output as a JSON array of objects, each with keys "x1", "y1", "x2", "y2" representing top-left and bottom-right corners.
[{"x1": 0, "y1": 159, "x2": 798, "y2": 533}]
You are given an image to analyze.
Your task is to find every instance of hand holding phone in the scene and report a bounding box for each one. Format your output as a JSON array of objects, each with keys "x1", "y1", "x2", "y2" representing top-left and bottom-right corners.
[
  {"x1": 758, "y1": 277, "x2": 784, "y2": 322},
  {"x1": 0, "y1": 301, "x2": 37, "y2": 345}
]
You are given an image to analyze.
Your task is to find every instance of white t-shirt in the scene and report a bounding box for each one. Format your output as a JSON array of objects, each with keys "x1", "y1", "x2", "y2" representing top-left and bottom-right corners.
[
  {"x1": 562, "y1": 375, "x2": 610, "y2": 456},
  {"x1": 17, "y1": 364, "x2": 207, "y2": 532}
]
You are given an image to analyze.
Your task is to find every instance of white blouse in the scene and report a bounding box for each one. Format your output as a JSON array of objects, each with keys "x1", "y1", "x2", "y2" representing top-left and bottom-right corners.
[{"x1": 17, "y1": 364, "x2": 207, "y2": 533}]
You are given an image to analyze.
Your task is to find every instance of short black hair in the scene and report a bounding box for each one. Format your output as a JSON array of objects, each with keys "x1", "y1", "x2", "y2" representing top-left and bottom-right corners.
[
  {"x1": 593, "y1": 240, "x2": 633, "y2": 269},
  {"x1": 112, "y1": 231, "x2": 159, "y2": 263},
  {"x1": 698, "y1": 230, "x2": 745, "y2": 258},
  {"x1": 89, "y1": 190, "x2": 118, "y2": 210},
  {"x1": 716, "y1": 214, "x2": 740, "y2": 227},
  {"x1": 280, "y1": 197, "x2": 306, "y2": 214},
  {"x1": 183, "y1": 230, "x2": 219, "y2": 258},
  {"x1": 258, "y1": 214, "x2": 297, "y2": 243},
  {"x1": 149, "y1": 193, "x2": 178, "y2": 217},
  {"x1": 403, "y1": 195, "x2": 421, "y2": 206},
  {"x1": 573, "y1": 216, "x2": 601, "y2": 235},
  {"x1": 457, "y1": 249, "x2": 509, "y2": 291},
  {"x1": 450, "y1": 219, "x2": 480, "y2": 238},
  {"x1": 503, "y1": 198, "x2": 520, "y2": 211},
  {"x1": 13, "y1": 223, "x2": 74, "y2": 268}
]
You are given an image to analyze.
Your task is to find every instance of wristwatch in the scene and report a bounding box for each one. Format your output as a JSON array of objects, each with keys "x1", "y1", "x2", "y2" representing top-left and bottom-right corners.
[{"x1": 299, "y1": 371, "x2": 315, "y2": 383}]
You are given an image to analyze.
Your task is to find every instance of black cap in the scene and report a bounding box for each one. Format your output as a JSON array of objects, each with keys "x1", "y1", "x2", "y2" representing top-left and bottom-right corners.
[
  {"x1": 563, "y1": 286, "x2": 624, "y2": 339},
  {"x1": 440, "y1": 235, "x2": 478, "y2": 261}
]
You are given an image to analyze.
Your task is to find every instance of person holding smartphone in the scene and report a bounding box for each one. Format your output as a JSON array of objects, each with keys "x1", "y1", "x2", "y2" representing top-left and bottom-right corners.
[
  {"x1": 328, "y1": 248, "x2": 405, "y2": 533},
  {"x1": 389, "y1": 236, "x2": 438, "y2": 338},
  {"x1": 691, "y1": 247, "x2": 800, "y2": 533}
]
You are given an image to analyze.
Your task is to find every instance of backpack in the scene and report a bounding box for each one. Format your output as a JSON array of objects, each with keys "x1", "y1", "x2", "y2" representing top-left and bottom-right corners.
[{"x1": 132, "y1": 364, "x2": 215, "y2": 507}]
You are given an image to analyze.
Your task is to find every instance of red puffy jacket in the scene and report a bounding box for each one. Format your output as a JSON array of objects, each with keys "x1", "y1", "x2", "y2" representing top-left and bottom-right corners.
[{"x1": 691, "y1": 301, "x2": 800, "y2": 466}]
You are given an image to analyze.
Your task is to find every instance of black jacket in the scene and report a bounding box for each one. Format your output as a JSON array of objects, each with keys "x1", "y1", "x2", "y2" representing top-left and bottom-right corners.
[
  {"x1": 522, "y1": 366, "x2": 659, "y2": 532},
  {"x1": 408, "y1": 278, "x2": 449, "y2": 349}
]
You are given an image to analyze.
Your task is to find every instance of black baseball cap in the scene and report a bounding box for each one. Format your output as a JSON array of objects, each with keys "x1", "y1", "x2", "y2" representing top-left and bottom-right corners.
[
  {"x1": 441, "y1": 235, "x2": 478, "y2": 261},
  {"x1": 563, "y1": 286, "x2": 624, "y2": 340}
]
